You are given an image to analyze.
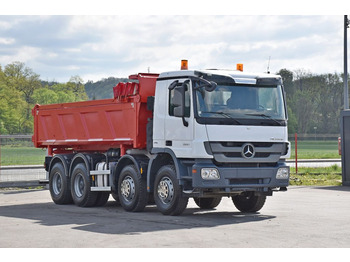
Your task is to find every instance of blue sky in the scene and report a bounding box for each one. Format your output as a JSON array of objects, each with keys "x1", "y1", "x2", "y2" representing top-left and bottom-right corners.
[{"x1": 1, "y1": 2, "x2": 349, "y2": 83}]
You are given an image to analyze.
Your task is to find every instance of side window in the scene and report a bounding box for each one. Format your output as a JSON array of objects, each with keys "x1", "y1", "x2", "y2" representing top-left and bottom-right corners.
[{"x1": 169, "y1": 81, "x2": 191, "y2": 117}]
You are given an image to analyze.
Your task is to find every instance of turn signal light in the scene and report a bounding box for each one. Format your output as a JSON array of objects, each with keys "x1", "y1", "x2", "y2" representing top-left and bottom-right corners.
[
  {"x1": 181, "y1": 60, "x2": 188, "y2": 70},
  {"x1": 237, "y1": 63, "x2": 243, "y2": 72}
]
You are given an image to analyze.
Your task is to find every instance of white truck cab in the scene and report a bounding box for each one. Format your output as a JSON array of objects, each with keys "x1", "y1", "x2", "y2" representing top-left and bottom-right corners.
[{"x1": 149, "y1": 64, "x2": 290, "y2": 214}]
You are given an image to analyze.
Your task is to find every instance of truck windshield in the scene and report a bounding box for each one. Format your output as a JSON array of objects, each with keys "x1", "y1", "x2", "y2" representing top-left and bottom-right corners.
[{"x1": 194, "y1": 82, "x2": 287, "y2": 126}]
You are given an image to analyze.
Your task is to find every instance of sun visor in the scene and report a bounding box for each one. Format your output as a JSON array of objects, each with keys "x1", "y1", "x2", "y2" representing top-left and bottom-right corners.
[{"x1": 232, "y1": 77, "x2": 257, "y2": 85}]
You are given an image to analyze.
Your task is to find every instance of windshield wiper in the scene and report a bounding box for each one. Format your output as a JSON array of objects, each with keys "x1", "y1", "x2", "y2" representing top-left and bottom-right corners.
[
  {"x1": 245, "y1": 113, "x2": 283, "y2": 126},
  {"x1": 202, "y1": 111, "x2": 242, "y2": 125}
]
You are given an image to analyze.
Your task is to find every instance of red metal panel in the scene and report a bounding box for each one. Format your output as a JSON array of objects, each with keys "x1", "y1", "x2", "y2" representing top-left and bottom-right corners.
[
  {"x1": 129, "y1": 73, "x2": 158, "y2": 102},
  {"x1": 32, "y1": 73, "x2": 158, "y2": 155}
]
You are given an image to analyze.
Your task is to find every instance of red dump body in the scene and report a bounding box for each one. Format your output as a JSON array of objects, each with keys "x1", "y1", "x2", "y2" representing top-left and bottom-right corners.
[{"x1": 32, "y1": 73, "x2": 159, "y2": 156}]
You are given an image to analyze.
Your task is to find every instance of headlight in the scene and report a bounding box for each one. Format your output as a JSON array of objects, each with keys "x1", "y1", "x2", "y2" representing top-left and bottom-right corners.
[
  {"x1": 201, "y1": 168, "x2": 220, "y2": 180},
  {"x1": 276, "y1": 167, "x2": 289, "y2": 179}
]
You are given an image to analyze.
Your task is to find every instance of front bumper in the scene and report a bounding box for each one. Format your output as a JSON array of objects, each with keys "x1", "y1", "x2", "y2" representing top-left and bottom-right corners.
[{"x1": 191, "y1": 161, "x2": 289, "y2": 192}]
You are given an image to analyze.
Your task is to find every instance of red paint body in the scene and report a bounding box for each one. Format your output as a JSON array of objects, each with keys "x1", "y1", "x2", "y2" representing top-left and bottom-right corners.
[{"x1": 32, "y1": 73, "x2": 159, "y2": 156}]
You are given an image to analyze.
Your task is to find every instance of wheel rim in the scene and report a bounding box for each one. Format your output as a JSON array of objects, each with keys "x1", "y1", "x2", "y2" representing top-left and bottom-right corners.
[
  {"x1": 120, "y1": 176, "x2": 135, "y2": 202},
  {"x1": 52, "y1": 172, "x2": 62, "y2": 195},
  {"x1": 157, "y1": 177, "x2": 174, "y2": 204},
  {"x1": 74, "y1": 173, "x2": 85, "y2": 198}
]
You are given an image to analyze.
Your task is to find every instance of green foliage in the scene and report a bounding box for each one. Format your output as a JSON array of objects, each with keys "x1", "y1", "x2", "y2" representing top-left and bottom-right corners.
[
  {"x1": 0, "y1": 62, "x2": 89, "y2": 134},
  {"x1": 277, "y1": 69, "x2": 344, "y2": 135},
  {"x1": 84, "y1": 77, "x2": 130, "y2": 100}
]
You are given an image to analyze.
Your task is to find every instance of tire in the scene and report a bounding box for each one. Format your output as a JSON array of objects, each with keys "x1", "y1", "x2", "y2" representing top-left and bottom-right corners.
[
  {"x1": 49, "y1": 162, "x2": 73, "y2": 205},
  {"x1": 94, "y1": 192, "x2": 110, "y2": 207},
  {"x1": 153, "y1": 165, "x2": 188, "y2": 216},
  {"x1": 194, "y1": 197, "x2": 222, "y2": 209},
  {"x1": 232, "y1": 192, "x2": 266, "y2": 213},
  {"x1": 118, "y1": 165, "x2": 148, "y2": 212},
  {"x1": 71, "y1": 163, "x2": 98, "y2": 207}
]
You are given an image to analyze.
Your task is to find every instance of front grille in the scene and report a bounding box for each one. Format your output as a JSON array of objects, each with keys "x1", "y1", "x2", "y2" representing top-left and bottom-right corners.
[{"x1": 208, "y1": 141, "x2": 286, "y2": 164}]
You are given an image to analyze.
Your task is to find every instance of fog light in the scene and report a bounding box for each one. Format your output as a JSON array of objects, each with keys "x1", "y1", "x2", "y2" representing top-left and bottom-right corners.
[
  {"x1": 201, "y1": 168, "x2": 220, "y2": 180},
  {"x1": 276, "y1": 167, "x2": 289, "y2": 179}
]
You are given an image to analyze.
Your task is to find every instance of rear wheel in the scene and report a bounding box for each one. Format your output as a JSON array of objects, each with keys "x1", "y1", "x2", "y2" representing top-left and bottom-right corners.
[
  {"x1": 232, "y1": 192, "x2": 266, "y2": 213},
  {"x1": 154, "y1": 165, "x2": 188, "y2": 216},
  {"x1": 49, "y1": 162, "x2": 72, "y2": 204},
  {"x1": 71, "y1": 163, "x2": 98, "y2": 207},
  {"x1": 194, "y1": 197, "x2": 222, "y2": 209},
  {"x1": 118, "y1": 165, "x2": 148, "y2": 212}
]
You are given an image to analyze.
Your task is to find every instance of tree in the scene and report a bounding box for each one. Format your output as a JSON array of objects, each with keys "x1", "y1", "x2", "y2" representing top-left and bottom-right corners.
[
  {"x1": 313, "y1": 73, "x2": 343, "y2": 134},
  {"x1": 32, "y1": 88, "x2": 58, "y2": 105},
  {"x1": 277, "y1": 68, "x2": 294, "y2": 96},
  {"x1": 0, "y1": 77, "x2": 27, "y2": 134},
  {"x1": 4, "y1": 62, "x2": 41, "y2": 103},
  {"x1": 68, "y1": 75, "x2": 88, "y2": 101},
  {"x1": 0, "y1": 62, "x2": 90, "y2": 134},
  {"x1": 3, "y1": 62, "x2": 42, "y2": 133}
]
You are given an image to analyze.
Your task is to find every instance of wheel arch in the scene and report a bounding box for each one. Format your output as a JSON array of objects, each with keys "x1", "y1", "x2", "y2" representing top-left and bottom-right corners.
[
  {"x1": 68, "y1": 152, "x2": 106, "y2": 177},
  {"x1": 48, "y1": 154, "x2": 74, "y2": 178},
  {"x1": 114, "y1": 154, "x2": 149, "y2": 189},
  {"x1": 147, "y1": 148, "x2": 188, "y2": 192},
  {"x1": 69, "y1": 153, "x2": 92, "y2": 177}
]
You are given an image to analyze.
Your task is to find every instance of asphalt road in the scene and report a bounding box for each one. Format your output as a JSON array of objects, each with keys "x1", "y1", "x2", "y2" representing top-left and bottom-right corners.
[{"x1": 1, "y1": 186, "x2": 350, "y2": 248}]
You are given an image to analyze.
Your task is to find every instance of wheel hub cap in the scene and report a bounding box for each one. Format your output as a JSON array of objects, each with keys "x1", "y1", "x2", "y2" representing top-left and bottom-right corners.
[
  {"x1": 52, "y1": 172, "x2": 62, "y2": 195},
  {"x1": 157, "y1": 177, "x2": 174, "y2": 204},
  {"x1": 74, "y1": 174, "x2": 85, "y2": 198},
  {"x1": 121, "y1": 176, "x2": 135, "y2": 201}
]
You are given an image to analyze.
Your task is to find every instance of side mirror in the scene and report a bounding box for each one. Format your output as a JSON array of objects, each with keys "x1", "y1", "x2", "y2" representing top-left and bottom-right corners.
[
  {"x1": 169, "y1": 80, "x2": 189, "y2": 127},
  {"x1": 173, "y1": 87, "x2": 185, "y2": 117}
]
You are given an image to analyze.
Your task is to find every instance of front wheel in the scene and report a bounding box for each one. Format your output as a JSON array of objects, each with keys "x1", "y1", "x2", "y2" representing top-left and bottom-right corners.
[
  {"x1": 232, "y1": 192, "x2": 266, "y2": 213},
  {"x1": 154, "y1": 165, "x2": 188, "y2": 216},
  {"x1": 118, "y1": 165, "x2": 148, "y2": 212}
]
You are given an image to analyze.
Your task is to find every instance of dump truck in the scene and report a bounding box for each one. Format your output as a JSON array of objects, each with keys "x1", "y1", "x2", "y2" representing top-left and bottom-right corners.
[{"x1": 32, "y1": 61, "x2": 290, "y2": 215}]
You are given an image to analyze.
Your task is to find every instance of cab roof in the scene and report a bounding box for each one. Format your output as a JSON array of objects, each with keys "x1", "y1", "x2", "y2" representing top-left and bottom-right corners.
[{"x1": 158, "y1": 69, "x2": 281, "y2": 85}]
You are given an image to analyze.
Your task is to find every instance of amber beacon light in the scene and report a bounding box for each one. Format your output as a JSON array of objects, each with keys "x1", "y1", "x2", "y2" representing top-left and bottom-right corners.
[
  {"x1": 181, "y1": 60, "x2": 188, "y2": 70},
  {"x1": 236, "y1": 63, "x2": 243, "y2": 72}
]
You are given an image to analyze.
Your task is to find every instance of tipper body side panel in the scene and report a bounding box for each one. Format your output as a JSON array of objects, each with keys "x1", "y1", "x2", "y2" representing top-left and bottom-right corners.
[{"x1": 32, "y1": 73, "x2": 158, "y2": 154}]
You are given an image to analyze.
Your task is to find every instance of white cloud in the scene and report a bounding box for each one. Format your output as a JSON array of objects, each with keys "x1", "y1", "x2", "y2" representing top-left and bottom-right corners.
[
  {"x1": 0, "y1": 15, "x2": 347, "y2": 82},
  {"x1": 0, "y1": 37, "x2": 15, "y2": 45}
]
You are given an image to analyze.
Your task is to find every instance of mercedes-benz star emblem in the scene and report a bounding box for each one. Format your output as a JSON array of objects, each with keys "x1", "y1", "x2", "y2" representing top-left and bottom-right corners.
[{"x1": 242, "y1": 143, "x2": 255, "y2": 159}]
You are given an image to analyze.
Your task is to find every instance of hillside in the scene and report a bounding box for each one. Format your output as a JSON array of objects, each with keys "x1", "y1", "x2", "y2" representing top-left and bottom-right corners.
[{"x1": 84, "y1": 77, "x2": 130, "y2": 100}]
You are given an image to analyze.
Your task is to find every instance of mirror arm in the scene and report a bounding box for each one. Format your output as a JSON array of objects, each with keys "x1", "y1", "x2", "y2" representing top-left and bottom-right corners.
[
  {"x1": 182, "y1": 117, "x2": 189, "y2": 127},
  {"x1": 168, "y1": 80, "x2": 179, "y2": 90},
  {"x1": 191, "y1": 77, "x2": 217, "y2": 91}
]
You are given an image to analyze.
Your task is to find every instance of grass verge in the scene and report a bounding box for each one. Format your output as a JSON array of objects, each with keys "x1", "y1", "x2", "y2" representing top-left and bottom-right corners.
[
  {"x1": 0, "y1": 146, "x2": 46, "y2": 166},
  {"x1": 290, "y1": 140, "x2": 340, "y2": 159},
  {"x1": 289, "y1": 165, "x2": 342, "y2": 186}
]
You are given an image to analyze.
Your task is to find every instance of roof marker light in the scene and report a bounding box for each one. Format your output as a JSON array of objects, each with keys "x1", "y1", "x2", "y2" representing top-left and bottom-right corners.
[
  {"x1": 181, "y1": 60, "x2": 188, "y2": 70},
  {"x1": 237, "y1": 63, "x2": 243, "y2": 72}
]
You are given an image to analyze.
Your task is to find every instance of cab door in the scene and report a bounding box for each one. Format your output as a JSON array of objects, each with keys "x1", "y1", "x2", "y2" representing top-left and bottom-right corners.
[{"x1": 164, "y1": 79, "x2": 194, "y2": 157}]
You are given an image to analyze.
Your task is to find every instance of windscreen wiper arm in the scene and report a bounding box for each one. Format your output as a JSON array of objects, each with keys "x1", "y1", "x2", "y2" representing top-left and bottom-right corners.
[
  {"x1": 202, "y1": 111, "x2": 242, "y2": 125},
  {"x1": 245, "y1": 113, "x2": 283, "y2": 126}
]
